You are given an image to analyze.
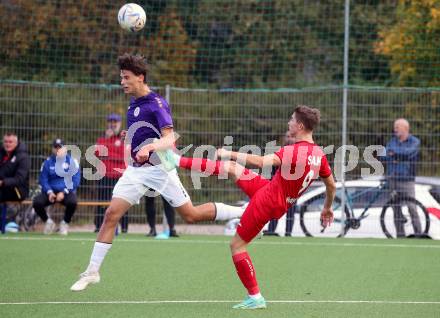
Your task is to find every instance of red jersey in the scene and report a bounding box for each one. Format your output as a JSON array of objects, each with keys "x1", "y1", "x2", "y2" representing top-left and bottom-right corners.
[
  {"x1": 95, "y1": 135, "x2": 126, "y2": 179},
  {"x1": 257, "y1": 141, "x2": 331, "y2": 218}
]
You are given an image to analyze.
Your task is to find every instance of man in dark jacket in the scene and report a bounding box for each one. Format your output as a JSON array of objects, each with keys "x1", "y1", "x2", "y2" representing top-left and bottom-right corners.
[
  {"x1": 0, "y1": 132, "x2": 30, "y2": 202},
  {"x1": 385, "y1": 118, "x2": 421, "y2": 237},
  {"x1": 33, "y1": 138, "x2": 81, "y2": 235}
]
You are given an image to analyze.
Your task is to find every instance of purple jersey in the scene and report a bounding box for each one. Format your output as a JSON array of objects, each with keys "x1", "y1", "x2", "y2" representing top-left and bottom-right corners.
[{"x1": 126, "y1": 91, "x2": 173, "y2": 165}]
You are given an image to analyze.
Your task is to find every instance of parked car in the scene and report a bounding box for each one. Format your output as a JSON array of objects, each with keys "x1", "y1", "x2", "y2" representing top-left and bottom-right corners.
[{"x1": 269, "y1": 177, "x2": 440, "y2": 239}]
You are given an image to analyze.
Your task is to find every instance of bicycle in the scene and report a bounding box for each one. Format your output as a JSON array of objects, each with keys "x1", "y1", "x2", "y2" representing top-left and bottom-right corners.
[{"x1": 298, "y1": 180, "x2": 430, "y2": 238}]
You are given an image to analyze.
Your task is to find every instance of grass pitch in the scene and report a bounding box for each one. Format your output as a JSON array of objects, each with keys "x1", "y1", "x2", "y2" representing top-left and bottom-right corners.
[{"x1": 1, "y1": 233, "x2": 439, "y2": 318}]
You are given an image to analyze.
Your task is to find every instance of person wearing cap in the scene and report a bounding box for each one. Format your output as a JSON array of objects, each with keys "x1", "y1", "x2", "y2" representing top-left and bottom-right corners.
[
  {"x1": 0, "y1": 132, "x2": 30, "y2": 203},
  {"x1": 94, "y1": 113, "x2": 128, "y2": 232},
  {"x1": 33, "y1": 138, "x2": 81, "y2": 235}
]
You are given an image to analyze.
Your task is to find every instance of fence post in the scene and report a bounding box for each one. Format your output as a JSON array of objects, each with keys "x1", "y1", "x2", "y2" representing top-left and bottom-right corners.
[
  {"x1": 162, "y1": 84, "x2": 171, "y2": 234},
  {"x1": 340, "y1": 0, "x2": 350, "y2": 236}
]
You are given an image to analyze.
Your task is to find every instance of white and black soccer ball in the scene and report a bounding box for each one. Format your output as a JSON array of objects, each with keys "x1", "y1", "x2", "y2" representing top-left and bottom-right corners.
[{"x1": 118, "y1": 3, "x2": 146, "y2": 32}]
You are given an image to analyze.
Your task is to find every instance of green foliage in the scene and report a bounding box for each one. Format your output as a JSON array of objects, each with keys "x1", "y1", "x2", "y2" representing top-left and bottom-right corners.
[
  {"x1": 0, "y1": 0, "x2": 425, "y2": 88},
  {"x1": 375, "y1": 0, "x2": 440, "y2": 87}
]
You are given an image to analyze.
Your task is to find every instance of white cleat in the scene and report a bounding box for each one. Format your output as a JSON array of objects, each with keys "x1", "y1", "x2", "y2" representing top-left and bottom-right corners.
[
  {"x1": 70, "y1": 271, "x2": 100, "y2": 292},
  {"x1": 43, "y1": 219, "x2": 56, "y2": 235},
  {"x1": 59, "y1": 220, "x2": 69, "y2": 235}
]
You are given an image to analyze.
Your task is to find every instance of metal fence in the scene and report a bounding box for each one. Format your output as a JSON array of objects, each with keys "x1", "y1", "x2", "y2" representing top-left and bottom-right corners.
[{"x1": 1, "y1": 81, "x2": 439, "y2": 235}]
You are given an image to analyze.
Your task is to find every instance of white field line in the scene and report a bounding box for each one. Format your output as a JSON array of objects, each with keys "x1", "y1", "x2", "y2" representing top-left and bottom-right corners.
[
  {"x1": 1, "y1": 300, "x2": 440, "y2": 305},
  {"x1": 1, "y1": 235, "x2": 440, "y2": 249}
]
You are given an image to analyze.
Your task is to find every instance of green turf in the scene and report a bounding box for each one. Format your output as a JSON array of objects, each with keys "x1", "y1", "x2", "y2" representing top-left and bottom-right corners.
[{"x1": 1, "y1": 233, "x2": 440, "y2": 318}]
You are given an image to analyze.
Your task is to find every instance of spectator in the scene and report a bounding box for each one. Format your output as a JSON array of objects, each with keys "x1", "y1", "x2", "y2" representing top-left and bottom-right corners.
[
  {"x1": 0, "y1": 132, "x2": 30, "y2": 203},
  {"x1": 33, "y1": 139, "x2": 81, "y2": 235},
  {"x1": 385, "y1": 118, "x2": 421, "y2": 237},
  {"x1": 264, "y1": 131, "x2": 296, "y2": 236},
  {"x1": 145, "y1": 195, "x2": 178, "y2": 237},
  {"x1": 94, "y1": 113, "x2": 128, "y2": 233}
]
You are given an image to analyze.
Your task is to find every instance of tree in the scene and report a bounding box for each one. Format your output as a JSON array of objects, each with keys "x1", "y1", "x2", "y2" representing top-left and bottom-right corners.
[{"x1": 375, "y1": 0, "x2": 440, "y2": 87}]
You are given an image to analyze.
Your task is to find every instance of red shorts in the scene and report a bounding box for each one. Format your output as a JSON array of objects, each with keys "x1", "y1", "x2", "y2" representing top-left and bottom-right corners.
[
  {"x1": 235, "y1": 169, "x2": 283, "y2": 243},
  {"x1": 235, "y1": 169, "x2": 269, "y2": 198}
]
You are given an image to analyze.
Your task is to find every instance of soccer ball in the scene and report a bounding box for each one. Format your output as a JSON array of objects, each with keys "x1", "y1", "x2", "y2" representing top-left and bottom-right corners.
[{"x1": 118, "y1": 3, "x2": 146, "y2": 32}]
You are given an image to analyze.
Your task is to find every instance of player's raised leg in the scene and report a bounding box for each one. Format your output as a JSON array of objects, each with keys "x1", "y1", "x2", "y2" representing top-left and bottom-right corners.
[
  {"x1": 70, "y1": 197, "x2": 131, "y2": 291},
  {"x1": 151, "y1": 164, "x2": 246, "y2": 223}
]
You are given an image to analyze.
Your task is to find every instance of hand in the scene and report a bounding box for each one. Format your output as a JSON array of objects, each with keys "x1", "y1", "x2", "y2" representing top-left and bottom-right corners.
[
  {"x1": 56, "y1": 146, "x2": 67, "y2": 157},
  {"x1": 120, "y1": 130, "x2": 127, "y2": 141},
  {"x1": 56, "y1": 192, "x2": 65, "y2": 202},
  {"x1": 105, "y1": 128, "x2": 114, "y2": 138},
  {"x1": 48, "y1": 192, "x2": 57, "y2": 203},
  {"x1": 320, "y1": 207, "x2": 334, "y2": 229},
  {"x1": 216, "y1": 148, "x2": 231, "y2": 159},
  {"x1": 135, "y1": 145, "x2": 153, "y2": 163}
]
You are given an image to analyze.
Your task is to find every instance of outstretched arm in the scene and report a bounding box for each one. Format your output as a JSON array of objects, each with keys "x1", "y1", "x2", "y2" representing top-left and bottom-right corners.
[{"x1": 217, "y1": 148, "x2": 281, "y2": 168}]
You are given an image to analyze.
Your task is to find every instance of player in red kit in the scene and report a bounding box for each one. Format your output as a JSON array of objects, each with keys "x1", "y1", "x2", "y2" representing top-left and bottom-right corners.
[{"x1": 158, "y1": 105, "x2": 336, "y2": 309}]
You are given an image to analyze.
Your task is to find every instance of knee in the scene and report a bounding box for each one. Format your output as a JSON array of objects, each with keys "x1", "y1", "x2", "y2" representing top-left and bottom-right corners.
[
  {"x1": 180, "y1": 213, "x2": 196, "y2": 224},
  {"x1": 103, "y1": 207, "x2": 119, "y2": 226},
  {"x1": 230, "y1": 235, "x2": 247, "y2": 254},
  {"x1": 32, "y1": 197, "x2": 44, "y2": 209},
  {"x1": 65, "y1": 200, "x2": 77, "y2": 209},
  {"x1": 229, "y1": 239, "x2": 239, "y2": 253},
  {"x1": 225, "y1": 161, "x2": 245, "y2": 179},
  {"x1": 225, "y1": 161, "x2": 238, "y2": 173}
]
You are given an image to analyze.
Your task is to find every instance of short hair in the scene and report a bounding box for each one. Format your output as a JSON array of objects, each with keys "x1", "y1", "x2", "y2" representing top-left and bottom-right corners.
[
  {"x1": 3, "y1": 131, "x2": 17, "y2": 138},
  {"x1": 294, "y1": 105, "x2": 321, "y2": 131},
  {"x1": 117, "y1": 53, "x2": 148, "y2": 83}
]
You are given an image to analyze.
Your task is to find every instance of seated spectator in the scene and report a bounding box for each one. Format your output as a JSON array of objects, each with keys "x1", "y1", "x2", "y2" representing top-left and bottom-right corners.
[
  {"x1": 0, "y1": 132, "x2": 30, "y2": 203},
  {"x1": 33, "y1": 139, "x2": 81, "y2": 235}
]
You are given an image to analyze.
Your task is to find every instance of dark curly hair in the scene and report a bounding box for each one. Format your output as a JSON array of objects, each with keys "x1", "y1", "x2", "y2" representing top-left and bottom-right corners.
[{"x1": 117, "y1": 53, "x2": 148, "y2": 83}]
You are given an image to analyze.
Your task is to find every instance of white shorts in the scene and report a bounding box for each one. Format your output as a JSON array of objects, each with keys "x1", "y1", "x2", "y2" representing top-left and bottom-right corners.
[{"x1": 112, "y1": 165, "x2": 190, "y2": 207}]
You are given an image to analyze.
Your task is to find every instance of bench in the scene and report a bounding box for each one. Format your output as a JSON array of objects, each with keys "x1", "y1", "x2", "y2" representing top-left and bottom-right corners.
[{"x1": 1, "y1": 200, "x2": 111, "y2": 234}]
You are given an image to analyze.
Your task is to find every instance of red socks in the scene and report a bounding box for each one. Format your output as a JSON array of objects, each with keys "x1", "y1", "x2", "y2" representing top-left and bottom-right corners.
[
  {"x1": 179, "y1": 157, "x2": 224, "y2": 175},
  {"x1": 232, "y1": 252, "x2": 260, "y2": 295}
]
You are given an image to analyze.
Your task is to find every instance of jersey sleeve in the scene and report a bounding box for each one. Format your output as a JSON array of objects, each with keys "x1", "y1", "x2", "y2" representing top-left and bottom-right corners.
[
  {"x1": 154, "y1": 98, "x2": 173, "y2": 130},
  {"x1": 319, "y1": 155, "x2": 332, "y2": 178},
  {"x1": 274, "y1": 146, "x2": 285, "y2": 161}
]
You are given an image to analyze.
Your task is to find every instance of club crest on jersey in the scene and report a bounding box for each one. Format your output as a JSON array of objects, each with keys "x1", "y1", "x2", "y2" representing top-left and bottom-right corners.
[
  {"x1": 11, "y1": 156, "x2": 16, "y2": 163},
  {"x1": 134, "y1": 107, "x2": 140, "y2": 117},
  {"x1": 115, "y1": 140, "x2": 121, "y2": 147},
  {"x1": 308, "y1": 155, "x2": 321, "y2": 166}
]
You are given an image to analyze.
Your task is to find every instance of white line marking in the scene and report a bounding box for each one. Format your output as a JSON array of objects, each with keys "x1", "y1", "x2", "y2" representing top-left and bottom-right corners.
[
  {"x1": 1, "y1": 236, "x2": 440, "y2": 249},
  {"x1": 0, "y1": 300, "x2": 439, "y2": 305}
]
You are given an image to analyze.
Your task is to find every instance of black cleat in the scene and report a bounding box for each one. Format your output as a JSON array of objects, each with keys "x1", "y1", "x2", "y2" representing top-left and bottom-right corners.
[
  {"x1": 169, "y1": 229, "x2": 179, "y2": 237},
  {"x1": 146, "y1": 229, "x2": 157, "y2": 237}
]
